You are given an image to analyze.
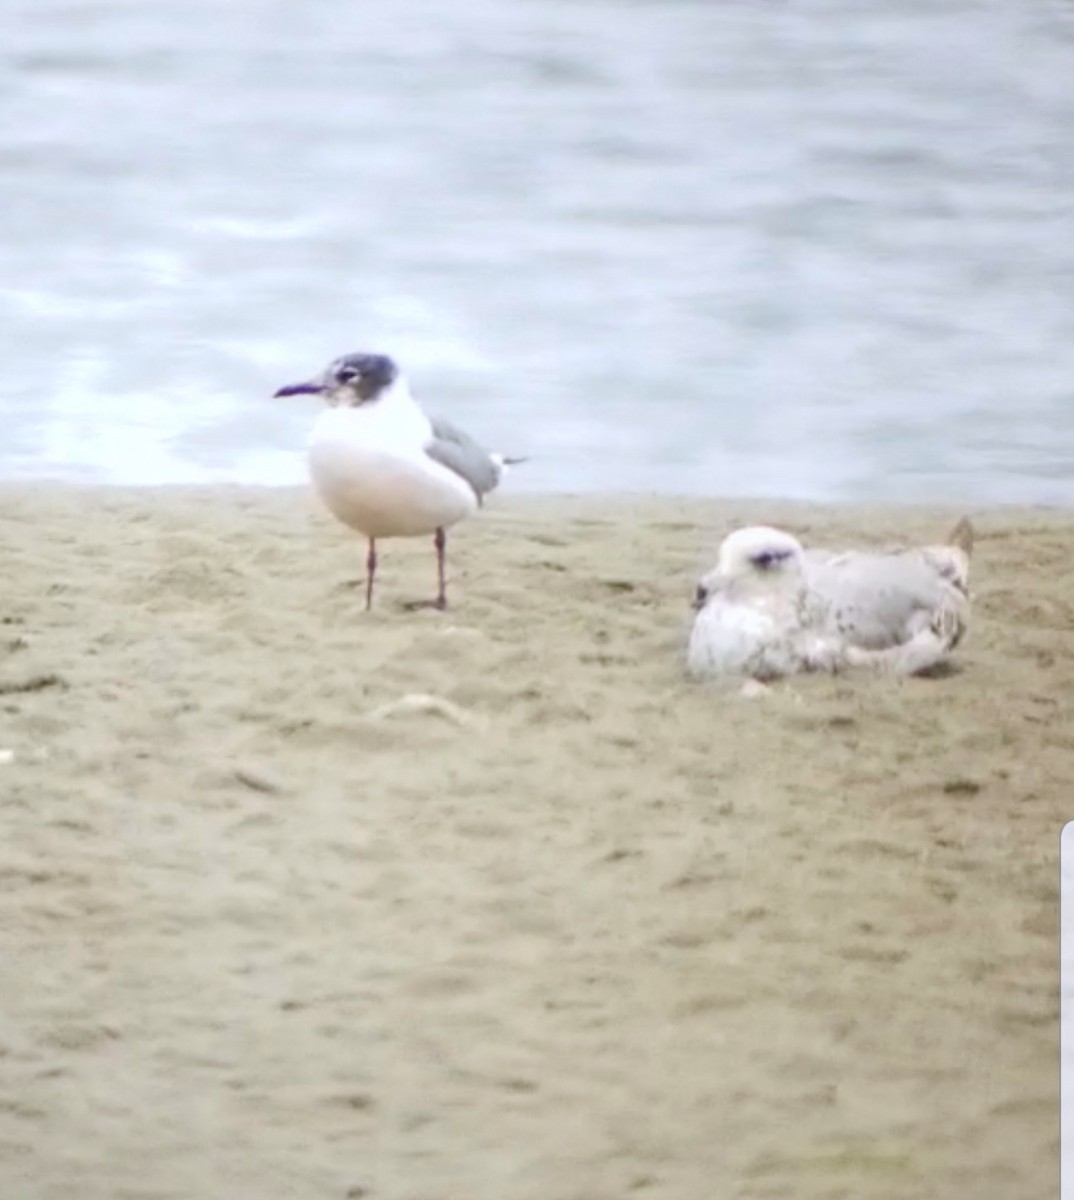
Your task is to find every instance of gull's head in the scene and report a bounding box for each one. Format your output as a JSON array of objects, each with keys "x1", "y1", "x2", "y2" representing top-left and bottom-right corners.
[
  {"x1": 274, "y1": 352, "x2": 399, "y2": 407},
  {"x1": 693, "y1": 526, "x2": 805, "y2": 609}
]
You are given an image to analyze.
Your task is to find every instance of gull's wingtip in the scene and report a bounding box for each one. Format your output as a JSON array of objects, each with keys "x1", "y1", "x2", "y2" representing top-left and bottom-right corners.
[{"x1": 947, "y1": 516, "x2": 974, "y2": 558}]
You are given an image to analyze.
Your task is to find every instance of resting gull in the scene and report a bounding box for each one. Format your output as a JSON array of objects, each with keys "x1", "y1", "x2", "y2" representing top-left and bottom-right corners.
[
  {"x1": 275, "y1": 352, "x2": 522, "y2": 610},
  {"x1": 688, "y1": 521, "x2": 972, "y2": 683}
]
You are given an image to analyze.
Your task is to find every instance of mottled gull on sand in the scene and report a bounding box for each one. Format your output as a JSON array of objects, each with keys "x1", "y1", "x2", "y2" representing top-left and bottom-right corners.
[{"x1": 688, "y1": 520, "x2": 972, "y2": 683}]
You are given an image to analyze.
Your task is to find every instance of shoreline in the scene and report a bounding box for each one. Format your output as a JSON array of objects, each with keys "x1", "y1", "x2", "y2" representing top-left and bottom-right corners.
[{"x1": 5, "y1": 476, "x2": 1074, "y2": 507}]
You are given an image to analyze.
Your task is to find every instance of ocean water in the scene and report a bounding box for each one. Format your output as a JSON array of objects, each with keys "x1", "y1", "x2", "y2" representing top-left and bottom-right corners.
[{"x1": 3, "y1": 0, "x2": 1073, "y2": 503}]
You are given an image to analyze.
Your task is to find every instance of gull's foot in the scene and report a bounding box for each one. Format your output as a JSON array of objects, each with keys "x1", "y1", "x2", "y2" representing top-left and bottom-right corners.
[{"x1": 402, "y1": 596, "x2": 448, "y2": 613}]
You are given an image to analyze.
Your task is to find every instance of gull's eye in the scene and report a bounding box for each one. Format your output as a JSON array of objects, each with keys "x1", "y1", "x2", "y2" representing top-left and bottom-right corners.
[
  {"x1": 336, "y1": 367, "x2": 358, "y2": 384},
  {"x1": 751, "y1": 549, "x2": 792, "y2": 569}
]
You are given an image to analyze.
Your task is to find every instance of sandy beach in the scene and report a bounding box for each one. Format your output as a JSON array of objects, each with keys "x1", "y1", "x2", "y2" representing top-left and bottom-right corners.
[{"x1": 0, "y1": 485, "x2": 1067, "y2": 1199}]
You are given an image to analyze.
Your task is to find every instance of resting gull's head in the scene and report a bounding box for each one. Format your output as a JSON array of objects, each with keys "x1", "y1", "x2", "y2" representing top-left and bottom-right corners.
[{"x1": 694, "y1": 526, "x2": 805, "y2": 609}]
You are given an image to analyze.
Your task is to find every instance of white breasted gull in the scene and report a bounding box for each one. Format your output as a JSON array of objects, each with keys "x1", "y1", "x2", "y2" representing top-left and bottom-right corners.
[
  {"x1": 275, "y1": 352, "x2": 523, "y2": 610},
  {"x1": 687, "y1": 521, "x2": 972, "y2": 684}
]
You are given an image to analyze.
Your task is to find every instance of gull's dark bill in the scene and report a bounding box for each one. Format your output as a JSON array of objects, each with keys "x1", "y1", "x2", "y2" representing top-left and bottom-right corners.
[{"x1": 274, "y1": 380, "x2": 325, "y2": 398}]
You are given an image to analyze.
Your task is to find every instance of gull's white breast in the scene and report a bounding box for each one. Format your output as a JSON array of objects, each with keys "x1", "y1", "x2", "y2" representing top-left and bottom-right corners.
[
  {"x1": 688, "y1": 594, "x2": 807, "y2": 681},
  {"x1": 308, "y1": 404, "x2": 477, "y2": 539}
]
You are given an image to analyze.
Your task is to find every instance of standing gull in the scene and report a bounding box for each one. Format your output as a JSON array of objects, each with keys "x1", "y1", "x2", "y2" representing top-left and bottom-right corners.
[
  {"x1": 688, "y1": 522, "x2": 972, "y2": 683},
  {"x1": 275, "y1": 352, "x2": 521, "y2": 610}
]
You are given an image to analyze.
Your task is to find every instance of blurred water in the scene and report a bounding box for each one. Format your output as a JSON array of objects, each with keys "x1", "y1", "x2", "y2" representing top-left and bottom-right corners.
[{"x1": 2, "y1": 0, "x2": 1073, "y2": 503}]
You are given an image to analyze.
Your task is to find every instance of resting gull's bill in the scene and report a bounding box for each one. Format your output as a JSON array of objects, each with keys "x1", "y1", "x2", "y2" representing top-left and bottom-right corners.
[
  {"x1": 687, "y1": 521, "x2": 973, "y2": 685},
  {"x1": 275, "y1": 352, "x2": 523, "y2": 610}
]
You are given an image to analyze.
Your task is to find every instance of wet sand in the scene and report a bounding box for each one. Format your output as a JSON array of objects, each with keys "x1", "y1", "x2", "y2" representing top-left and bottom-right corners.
[{"x1": 0, "y1": 486, "x2": 1067, "y2": 1199}]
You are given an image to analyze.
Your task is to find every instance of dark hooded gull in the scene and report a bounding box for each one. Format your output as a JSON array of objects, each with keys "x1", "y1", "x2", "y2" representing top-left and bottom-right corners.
[{"x1": 275, "y1": 352, "x2": 522, "y2": 610}]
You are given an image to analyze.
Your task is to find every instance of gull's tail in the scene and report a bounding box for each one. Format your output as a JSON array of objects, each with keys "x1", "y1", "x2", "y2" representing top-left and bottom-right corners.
[
  {"x1": 486, "y1": 453, "x2": 529, "y2": 499},
  {"x1": 490, "y1": 453, "x2": 530, "y2": 483}
]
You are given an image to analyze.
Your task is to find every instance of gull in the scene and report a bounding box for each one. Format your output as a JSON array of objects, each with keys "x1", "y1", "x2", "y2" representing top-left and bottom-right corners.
[
  {"x1": 687, "y1": 520, "x2": 972, "y2": 683},
  {"x1": 275, "y1": 352, "x2": 522, "y2": 610}
]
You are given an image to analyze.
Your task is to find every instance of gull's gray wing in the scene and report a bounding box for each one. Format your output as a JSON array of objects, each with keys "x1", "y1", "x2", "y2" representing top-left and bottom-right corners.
[
  {"x1": 424, "y1": 416, "x2": 502, "y2": 502},
  {"x1": 802, "y1": 551, "x2": 960, "y2": 649}
]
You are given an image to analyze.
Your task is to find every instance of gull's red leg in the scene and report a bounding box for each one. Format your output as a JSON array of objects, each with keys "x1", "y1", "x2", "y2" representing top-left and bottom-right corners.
[
  {"x1": 365, "y1": 538, "x2": 377, "y2": 611},
  {"x1": 434, "y1": 526, "x2": 447, "y2": 610}
]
